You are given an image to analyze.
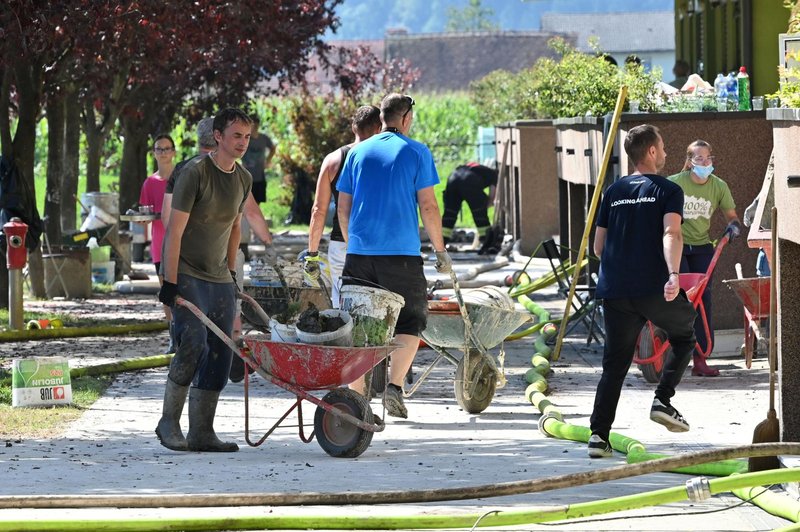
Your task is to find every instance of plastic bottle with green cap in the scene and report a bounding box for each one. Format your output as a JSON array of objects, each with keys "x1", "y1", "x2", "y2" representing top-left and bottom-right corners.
[{"x1": 737, "y1": 66, "x2": 751, "y2": 111}]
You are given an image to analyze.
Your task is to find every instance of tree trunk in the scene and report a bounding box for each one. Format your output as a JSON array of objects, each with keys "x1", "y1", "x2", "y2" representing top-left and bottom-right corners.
[
  {"x1": 119, "y1": 113, "x2": 150, "y2": 214},
  {"x1": 62, "y1": 86, "x2": 80, "y2": 232},
  {"x1": 45, "y1": 90, "x2": 65, "y2": 243},
  {"x1": 5, "y1": 61, "x2": 46, "y2": 301},
  {"x1": 0, "y1": 66, "x2": 11, "y2": 159},
  {"x1": 84, "y1": 115, "x2": 102, "y2": 194}
]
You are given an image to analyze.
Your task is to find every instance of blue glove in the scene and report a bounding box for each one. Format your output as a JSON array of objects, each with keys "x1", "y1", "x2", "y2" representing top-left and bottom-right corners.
[
  {"x1": 725, "y1": 220, "x2": 742, "y2": 241},
  {"x1": 158, "y1": 281, "x2": 179, "y2": 306}
]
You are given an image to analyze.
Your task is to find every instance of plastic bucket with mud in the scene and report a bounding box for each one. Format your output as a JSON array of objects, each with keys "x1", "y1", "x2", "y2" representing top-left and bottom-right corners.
[
  {"x1": 295, "y1": 309, "x2": 353, "y2": 347},
  {"x1": 269, "y1": 319, "x2": 298, "y2": 343},
  {"x1": 340, "y1": 285, "x2": 405, "y2": 347}
]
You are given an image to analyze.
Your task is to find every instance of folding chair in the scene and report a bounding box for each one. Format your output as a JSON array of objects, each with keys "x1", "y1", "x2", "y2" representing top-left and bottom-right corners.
[
  {"x1": 40, "y1": 216, "x2": 71, "y2": 299},
  {"x1": 542, "y1": 239, "x2": 604, "y2": 345}
]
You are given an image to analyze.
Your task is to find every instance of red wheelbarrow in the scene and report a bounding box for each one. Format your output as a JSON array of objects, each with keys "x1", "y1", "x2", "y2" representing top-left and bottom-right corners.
[
  {"x1": 722, "y1": 275, "x2": 769, "y2": 368},
  {"x1": 176, "y1": 294, "x2": 397, "y2": 458},
  {"x1": 633, "y1": 233, "x2": 730, "y2": 383}
]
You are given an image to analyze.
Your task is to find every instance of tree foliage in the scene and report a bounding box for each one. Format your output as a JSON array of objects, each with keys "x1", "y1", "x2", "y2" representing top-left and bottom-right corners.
[
  {"x1": 445, "y1": 0, "x2": 498, "y2": 32},
  {"x1": 469, "y1": 37, "x2": 663, "y2": 121}
]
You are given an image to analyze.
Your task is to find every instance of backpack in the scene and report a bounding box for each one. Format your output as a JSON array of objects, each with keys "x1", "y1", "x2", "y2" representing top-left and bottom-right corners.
[{"x1": 0, "y1": 155, "x2": 44, "y2": 252}]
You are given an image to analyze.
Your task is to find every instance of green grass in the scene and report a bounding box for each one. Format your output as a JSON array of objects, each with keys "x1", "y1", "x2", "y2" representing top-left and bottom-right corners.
[
  {"x1": 0, "y1": 365, "x2": 113, "y2": 439},
  {"x1": 0, "y1": 308, "x2": 156, "y2": 331}
]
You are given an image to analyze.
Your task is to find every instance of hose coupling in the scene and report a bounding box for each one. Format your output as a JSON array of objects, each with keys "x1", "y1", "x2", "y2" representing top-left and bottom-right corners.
[
  {"x1": 537, "y1": 413, "x2": 559, "y2": 437},
  {"x1": 685, "y1": 476, "x2": 711, "y2": 502}
]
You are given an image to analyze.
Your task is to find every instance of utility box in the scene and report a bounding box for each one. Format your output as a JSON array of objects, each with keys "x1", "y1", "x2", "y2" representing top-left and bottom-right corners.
[{"x1": 495, "y1": 120, "x2": 559, "y2": 256}]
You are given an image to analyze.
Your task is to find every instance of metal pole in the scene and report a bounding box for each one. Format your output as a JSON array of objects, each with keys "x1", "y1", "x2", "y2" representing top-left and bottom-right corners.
[{"x1": 9, "y1": 269, "x2": 23, "y2": 330}]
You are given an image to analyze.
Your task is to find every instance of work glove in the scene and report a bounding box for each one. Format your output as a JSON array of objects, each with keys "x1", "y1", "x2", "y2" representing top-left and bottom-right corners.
[
  {"x1": 158, "y1": 281, "x2": 179, "y2": 306},
  {"x1": 230, "y1": 269, "x2": 238, "y2": 285},
  {"x1": 434, "y1": 250, "x2": 453, "y2": 274},
  {"x1": 263, "y1": 244, "x2": 278, "y2": 266},
  {"x1": 724, "y1": 220, "x2": 742, "y2": 241},
  {"x1": 303, "y1": 251, "x2": 322, "y2": 284}
]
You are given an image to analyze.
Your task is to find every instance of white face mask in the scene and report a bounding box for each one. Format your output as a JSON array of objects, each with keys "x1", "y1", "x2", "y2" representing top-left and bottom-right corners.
[{"x1": 692, "y1": 164, "x2": 714, "y2": 180}]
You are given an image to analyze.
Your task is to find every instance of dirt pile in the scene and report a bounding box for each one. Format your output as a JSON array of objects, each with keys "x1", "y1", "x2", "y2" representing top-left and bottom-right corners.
[{"x1": 295, "y1": 305, "x2": 345, "y2": 334}]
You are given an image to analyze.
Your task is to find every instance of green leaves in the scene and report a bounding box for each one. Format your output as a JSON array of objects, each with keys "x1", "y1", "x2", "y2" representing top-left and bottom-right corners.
[{"x1": 470, "y1": 37, "x2": 663, "y2": 121}]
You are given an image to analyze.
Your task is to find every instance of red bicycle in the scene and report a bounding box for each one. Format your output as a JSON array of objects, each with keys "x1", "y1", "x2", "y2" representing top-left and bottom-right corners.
[{"x1": 634, "y1": 233, "x2": 731, "y2": 383}]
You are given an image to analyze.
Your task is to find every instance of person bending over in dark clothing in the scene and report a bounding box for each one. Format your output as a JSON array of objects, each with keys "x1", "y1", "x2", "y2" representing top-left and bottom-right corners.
[{"x1": 441, "y1": 162, "x2": 497, "y2": 248}]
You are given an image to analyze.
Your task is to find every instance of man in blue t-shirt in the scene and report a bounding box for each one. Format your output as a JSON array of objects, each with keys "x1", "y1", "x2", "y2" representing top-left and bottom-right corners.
[
  {"x1": 587, "y1": 124, "x2": 697, "y2": 458},
  {"x1": 337, "y1": 93, "x2": 452, "y2": 419}
]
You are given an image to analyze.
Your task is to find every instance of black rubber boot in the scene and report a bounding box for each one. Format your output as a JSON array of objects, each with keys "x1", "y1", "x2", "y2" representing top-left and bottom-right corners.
[
  {"x1": 155, "y1": 378, "x2": 189, "y2": 451},
  {"x1": 186, "y1": 388, "x2": 239, "y2": 452},
  {"x1": 166, "y1": 322, "x2": 176, "y2": 354}
]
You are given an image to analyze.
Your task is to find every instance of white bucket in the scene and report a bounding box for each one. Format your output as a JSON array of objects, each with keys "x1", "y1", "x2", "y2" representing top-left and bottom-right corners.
[
  {"x1": 461, "y1": 286, "x2": 514, "y2": 310},
  {"x1": 295, "y1": 309, "x2": 353, "y2": 347},
  {"x1": 340, "y1": 285, "x2": 405, "y2": 346},
  {"x1": 91, "y1": 260, "x2": 115, "y2": 284},
  {"x1": 269, "y1": 319, "x2": 298, "y2": 343}
]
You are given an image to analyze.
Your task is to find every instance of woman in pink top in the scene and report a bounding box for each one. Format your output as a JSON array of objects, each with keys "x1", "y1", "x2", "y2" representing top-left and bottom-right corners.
[{"x1": 139, "y1": 134, "x2": 176, "y2": 351}]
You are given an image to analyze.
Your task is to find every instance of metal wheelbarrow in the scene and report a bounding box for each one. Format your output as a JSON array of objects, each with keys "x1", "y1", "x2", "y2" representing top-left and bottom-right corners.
[
  {"x1": 415, "y1": 285, "x2": 531, "y2": 414},
  {"x1": 723, "y1": 274, "x2": 770, "y2": 368},
  {"x1": 177, "y1": 293, "x2": 398, "y2": 458},
  {"x1": 634, "y1": 232, "x2": 730, "y2": 383}
]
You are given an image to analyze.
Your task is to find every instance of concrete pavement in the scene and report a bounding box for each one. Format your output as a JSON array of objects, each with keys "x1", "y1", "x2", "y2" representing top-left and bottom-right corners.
[{"x1": 0, "y1": 254, "x2": 797, "y2": 531}]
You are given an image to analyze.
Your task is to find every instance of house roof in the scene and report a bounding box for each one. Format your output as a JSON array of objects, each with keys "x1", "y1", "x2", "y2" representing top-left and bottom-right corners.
[
  {"x1": 540, "y1": 11, "x2": 674, "y2": 54},
  {"x1": 384, "y1": 31, "x2": 572, "y2": 91}
]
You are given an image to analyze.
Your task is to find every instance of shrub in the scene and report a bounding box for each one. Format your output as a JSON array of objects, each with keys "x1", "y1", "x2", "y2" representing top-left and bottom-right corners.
[{"x1": 469, "y1": 37, "x2": 664, "y2": 121}]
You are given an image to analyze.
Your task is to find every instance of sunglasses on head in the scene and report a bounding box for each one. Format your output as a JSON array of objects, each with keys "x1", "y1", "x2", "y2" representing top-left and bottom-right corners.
[{"x1": 402, "y1": 96, "x2": 415, "y2": 118}]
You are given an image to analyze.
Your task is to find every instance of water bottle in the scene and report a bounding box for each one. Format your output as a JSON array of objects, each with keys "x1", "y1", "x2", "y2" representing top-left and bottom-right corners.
[
  {"x1": 726, "y1": 72, "x2": 738, "y2": 111},
  {"x1": 714, "y1": 73, "x2": 728, "y2": 111},
  {"x1": 737, "y1": 66, "x2": 751, "y2": 111}
]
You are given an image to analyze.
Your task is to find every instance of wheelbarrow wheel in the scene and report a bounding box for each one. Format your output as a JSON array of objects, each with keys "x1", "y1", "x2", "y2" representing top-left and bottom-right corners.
[
  {"x1": 636, "y1": 326, "x2": 669, "y2": 384},
  {"x1": 454, "y1": 349, "x2": 496, "y2": 414},
  {"x1": 314, "y1": 388, "x2": 374, "y2": 458}
]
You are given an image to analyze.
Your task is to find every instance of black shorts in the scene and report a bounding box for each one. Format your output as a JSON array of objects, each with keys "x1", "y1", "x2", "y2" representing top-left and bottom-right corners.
[
  {"x1": 251, "y1": 180, "x2": 267, "y2": 203},
  {"x1": 341, "y1": 254, "x2": 428, "y2": 336}
]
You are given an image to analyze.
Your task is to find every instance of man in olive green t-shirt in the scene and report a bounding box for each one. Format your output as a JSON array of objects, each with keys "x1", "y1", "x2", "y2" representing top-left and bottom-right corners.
[{"x1": 156, "y1": 108, "x2": 252, "y2": 453}]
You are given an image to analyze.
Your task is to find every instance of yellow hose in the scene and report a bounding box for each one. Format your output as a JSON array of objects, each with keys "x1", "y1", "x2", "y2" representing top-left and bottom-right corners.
[{"x1": 0, "y1": 322, "x2": 168, "y2": 342}]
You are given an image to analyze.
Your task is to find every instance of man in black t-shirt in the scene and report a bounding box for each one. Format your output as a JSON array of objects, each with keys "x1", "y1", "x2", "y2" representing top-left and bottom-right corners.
[{"x1": 587, "y1": 124, "x2": 697, "y2": 458}]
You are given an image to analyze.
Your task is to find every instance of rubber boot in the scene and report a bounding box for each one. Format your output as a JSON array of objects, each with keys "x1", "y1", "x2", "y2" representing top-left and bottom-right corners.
[
  {"x1": 691, "y1": 354, "x2": 720, "y2": 377},
  {"x1": 186, "y1": 388, "x2": 239, "y2": 452},
  {"x1": 166, "y1": 322, "x2": 176, "y2": 354},
  {"x1": 155, "y1": 378, "x2": 189, "y2": 451}
]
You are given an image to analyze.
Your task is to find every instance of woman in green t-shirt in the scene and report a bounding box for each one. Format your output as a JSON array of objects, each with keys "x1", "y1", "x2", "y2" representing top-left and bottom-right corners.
[{"x1": 669, "y1": 140, "x2": 741, "y2": 377}]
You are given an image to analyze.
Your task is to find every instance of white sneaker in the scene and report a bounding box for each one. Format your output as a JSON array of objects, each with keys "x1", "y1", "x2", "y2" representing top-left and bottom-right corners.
[
  {"x1": 587, "y1": 434, "x2": 612, "y2": 458},
  {"x1": 650, "y1": 398, "x2": 690, "y2": 432}
]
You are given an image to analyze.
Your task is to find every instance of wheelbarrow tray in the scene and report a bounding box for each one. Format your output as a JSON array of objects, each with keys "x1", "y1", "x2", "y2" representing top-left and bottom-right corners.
[
  {"x1": 723, "y1": 277, "x2": 770, "y2": 319},
  {"x1": 422, "y1": 301, "x2": 531, "y2": 350},
  {"x1": 243, "y1": 336, "x2": 390, "y2": 391}
]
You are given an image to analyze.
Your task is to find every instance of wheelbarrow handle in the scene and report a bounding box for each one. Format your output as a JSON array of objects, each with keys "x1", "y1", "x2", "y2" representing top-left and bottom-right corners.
[
  {"x1": 175, "y1": 296, "x2": 242, "y2": 356},
  {"x1": 448, "y1": 270, "x2": 485, "y2": 352},
  {"x1": 237, "y1": 291, "x2": 272, "y2": 328}
]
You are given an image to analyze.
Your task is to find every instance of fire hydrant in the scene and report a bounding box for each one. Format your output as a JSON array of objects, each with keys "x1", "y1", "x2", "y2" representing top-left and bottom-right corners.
[{"x1": 4, "y1": 218, "x2": 28, "y2": 330}]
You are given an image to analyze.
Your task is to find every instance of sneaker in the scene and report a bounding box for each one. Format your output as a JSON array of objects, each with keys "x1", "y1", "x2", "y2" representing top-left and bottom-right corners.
[
  {"x1": 587, "y1": 434, "x2": 613, "y2": 458},
  {"x1": 383, "y1": 384, "x2": 408, "y2": 419},
  {"x1": 650, "y1": 398, "x2": 690, "y2": 432}
]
